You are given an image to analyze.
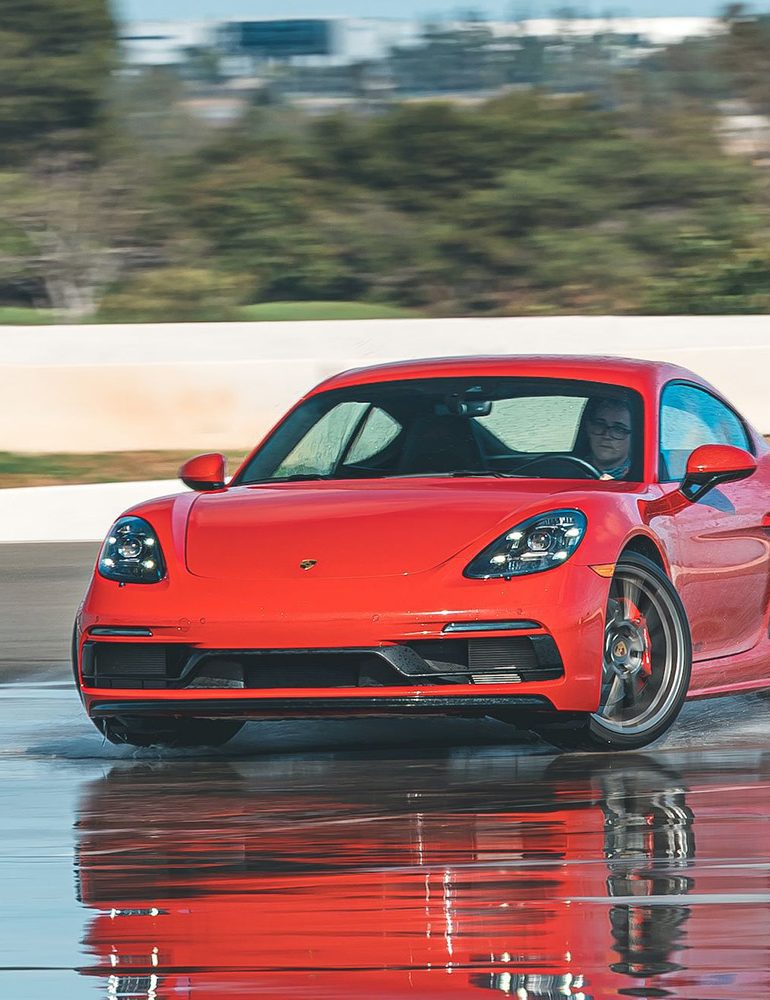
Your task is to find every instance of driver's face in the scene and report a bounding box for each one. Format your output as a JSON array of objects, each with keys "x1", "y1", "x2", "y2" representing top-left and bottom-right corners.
[{"x1": 587, "y1": 403, "x2": 632, "y2": 472}]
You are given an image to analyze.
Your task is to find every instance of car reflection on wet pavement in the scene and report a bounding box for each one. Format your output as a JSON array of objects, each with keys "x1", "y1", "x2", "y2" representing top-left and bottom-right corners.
[
  {"x1": 0, "y1": 633, "x2": 770, "y2": 1000},
  {"x1": 0, "y1": 669, "x2": 769, "y2": 999},
  {"x1": 67, "y1": 746, "x2": 768, "y2": 1000},
  {"x1": 1, "y1": 542, "x2": 770, "y2": 1000}
]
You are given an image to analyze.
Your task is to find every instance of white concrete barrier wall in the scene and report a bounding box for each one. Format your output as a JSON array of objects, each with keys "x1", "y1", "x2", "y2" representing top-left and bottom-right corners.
[
  {"x1": 0, "y1": 480, "x2": 181, "y2": 543},
  {"x1": 3, "y1": 316, "x2": 770, "y2": 452}
]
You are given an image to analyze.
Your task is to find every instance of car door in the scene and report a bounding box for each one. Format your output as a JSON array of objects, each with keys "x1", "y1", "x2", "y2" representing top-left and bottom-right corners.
[{"x1": 655, "y1": 381, "x2": 770, "y2": 662}]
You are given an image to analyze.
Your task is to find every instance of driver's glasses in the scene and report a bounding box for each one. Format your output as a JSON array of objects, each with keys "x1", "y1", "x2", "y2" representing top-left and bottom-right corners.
[{"x1": 588, "y1": 419, "x2": 631, "y2": 440}]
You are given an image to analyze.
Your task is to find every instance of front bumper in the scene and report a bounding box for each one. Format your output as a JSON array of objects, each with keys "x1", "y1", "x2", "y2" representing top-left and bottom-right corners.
[{"x1": 76, "y1": 563, "x2": 610, "y2": 717}]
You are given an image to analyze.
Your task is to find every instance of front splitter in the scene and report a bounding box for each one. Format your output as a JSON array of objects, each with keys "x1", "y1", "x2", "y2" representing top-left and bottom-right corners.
[{"x1": 89, "y1": 694, "x2": 558, "y2": 720}]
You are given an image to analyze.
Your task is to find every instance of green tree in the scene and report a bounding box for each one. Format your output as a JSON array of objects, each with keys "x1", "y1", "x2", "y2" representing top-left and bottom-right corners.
[
  {"x1": 0, "y1": 156, "x2": 152, "y2": 319},
  {"x1": 0, "y1": 0, "x2": 116, "y2": 164},
  {"x1": 720, "y1": 4, "x2": 770, "y2": 112}
]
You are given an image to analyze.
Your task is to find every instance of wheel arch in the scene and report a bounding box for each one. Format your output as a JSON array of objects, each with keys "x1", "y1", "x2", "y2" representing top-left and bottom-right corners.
[{"x1": 619, "y1": 533, "x2": 669, "y2": 577}]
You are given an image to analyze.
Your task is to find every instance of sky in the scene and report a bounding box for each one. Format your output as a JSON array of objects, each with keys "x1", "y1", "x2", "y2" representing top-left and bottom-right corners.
[{"x1": 114, "y1": 0, "x2": 735, "y2": 22}]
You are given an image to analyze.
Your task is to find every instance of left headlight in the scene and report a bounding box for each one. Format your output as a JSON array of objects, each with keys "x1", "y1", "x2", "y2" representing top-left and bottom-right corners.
[
  {"x1": 98, "y1": 516, "x2": 166, "y2": 583},
  {"x1": 464, "y1": 509, "x2": 587, "y2": 580}
]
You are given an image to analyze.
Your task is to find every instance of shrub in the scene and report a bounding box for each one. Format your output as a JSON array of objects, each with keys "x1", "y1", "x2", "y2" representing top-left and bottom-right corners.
[{"x1": 96, "y1": 267, "x2": 246, "y2": 322}]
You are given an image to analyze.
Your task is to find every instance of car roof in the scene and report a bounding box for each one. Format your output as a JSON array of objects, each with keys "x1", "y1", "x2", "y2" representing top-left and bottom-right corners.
[{"x1": 311, "y1": 355, "x2": 705, "y2": 398}]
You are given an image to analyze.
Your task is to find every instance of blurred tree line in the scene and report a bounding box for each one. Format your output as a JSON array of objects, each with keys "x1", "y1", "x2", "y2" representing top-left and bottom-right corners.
[{"x1": 2, "y1": 0, "x2": 770, "y2": 320}]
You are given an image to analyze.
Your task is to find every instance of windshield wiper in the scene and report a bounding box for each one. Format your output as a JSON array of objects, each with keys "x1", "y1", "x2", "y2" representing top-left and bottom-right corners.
[
  {"x1": 248, "y1": 470, "x2": 523, "y2": 484},
  {"x1": 248, "y1": 474, "x2": 331, "y2": 484},
  {"x1": 447, "y1": 470, "x2": 521, "y2": 478},
  {"x1": 380, "y1": 470, "x2": 520, "y2": 479}
]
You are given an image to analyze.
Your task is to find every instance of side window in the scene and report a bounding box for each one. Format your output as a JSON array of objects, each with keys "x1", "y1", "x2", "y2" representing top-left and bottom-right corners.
[
  {"x1": 274, "y1": 401, "x2": 368, "y2": 477},
  {"x1": 660, "y1": 383, "x2": 750, "y2": 481},
  {"x1": 344, "y1": 407, "x2": 402, "y2": 466}
]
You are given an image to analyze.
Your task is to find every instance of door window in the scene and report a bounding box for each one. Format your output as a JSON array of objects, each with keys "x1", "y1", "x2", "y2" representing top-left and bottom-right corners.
[{"x1": 660, "y1": 383, "x2": 750, "y2": 481}]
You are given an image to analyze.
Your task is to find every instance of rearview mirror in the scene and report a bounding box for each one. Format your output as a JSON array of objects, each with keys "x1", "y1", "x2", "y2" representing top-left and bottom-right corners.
[
  {"x1": 439, "y1": 398, "x2": 492, "y2": 417},
  {"x1": 680, "y1": 444, "x2": 756, "y2": 502},
  {"x1": 179, "y1": 453, "x2": 226, "y2": 491}
]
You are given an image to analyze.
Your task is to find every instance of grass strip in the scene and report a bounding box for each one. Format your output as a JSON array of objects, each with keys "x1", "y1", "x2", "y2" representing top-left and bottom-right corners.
[
  {"x1": 238, "y1": 301, "x2": 422, "y2": 321},
  {"x1": 0, "y1": 301, "x2": 423, "y2": 326}
]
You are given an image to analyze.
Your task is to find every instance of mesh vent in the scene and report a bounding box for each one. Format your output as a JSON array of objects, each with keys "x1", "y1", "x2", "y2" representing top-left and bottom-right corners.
[
  {"x1": 95, "y1": 643, "x2": 166, "y2": 677},
  {"x1": 468, "y1": 637, "x2": 539, "y2": 673},
  {"x1": 467, "y1": 637, "x2": 538, "y2": 683}
]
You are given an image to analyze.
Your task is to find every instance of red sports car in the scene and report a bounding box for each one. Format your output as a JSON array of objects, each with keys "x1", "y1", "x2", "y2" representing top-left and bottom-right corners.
[{"x1": 72, "y1": 355, "x2": 770, "y2": 751}]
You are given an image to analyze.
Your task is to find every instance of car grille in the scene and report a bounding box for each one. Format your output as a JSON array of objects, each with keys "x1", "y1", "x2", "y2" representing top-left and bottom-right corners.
[{"x1": 81, "y1": 635, "x2": 564, "y2": 690}]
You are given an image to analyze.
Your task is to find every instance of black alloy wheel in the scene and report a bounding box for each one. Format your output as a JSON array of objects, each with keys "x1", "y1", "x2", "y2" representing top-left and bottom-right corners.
[{"x1": 536, "y1": 552, "x2": 692, "y2": 752}]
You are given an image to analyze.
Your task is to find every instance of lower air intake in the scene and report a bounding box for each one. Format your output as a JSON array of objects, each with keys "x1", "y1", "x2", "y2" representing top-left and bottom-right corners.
[{"x1": 468, "y1": 636, "x2": 535, "y2": 683}]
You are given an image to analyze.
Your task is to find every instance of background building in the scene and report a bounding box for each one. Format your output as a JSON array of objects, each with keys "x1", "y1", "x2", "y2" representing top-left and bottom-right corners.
[{"x1": 119, "y1": 15, "x2": 721, "y2": 69}]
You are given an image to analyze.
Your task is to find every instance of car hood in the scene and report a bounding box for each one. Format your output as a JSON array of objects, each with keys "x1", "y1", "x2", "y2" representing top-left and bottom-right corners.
[{"x1": 185, "y1": 479, "x2": 585, "y2": 580}]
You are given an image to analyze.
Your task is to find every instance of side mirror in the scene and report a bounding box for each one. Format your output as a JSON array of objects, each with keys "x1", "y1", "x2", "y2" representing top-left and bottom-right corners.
[
  {"x1": 680, "y1": 444, "x2": 756, "y2": 502},
  {"x1": 179, "y1": 453, "x2": 226, "y2": 491}
]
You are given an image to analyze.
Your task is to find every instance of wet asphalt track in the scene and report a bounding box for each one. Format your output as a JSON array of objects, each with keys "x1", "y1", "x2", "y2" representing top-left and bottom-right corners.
[{"x1": 1, "y1": 543, "x2": 769, "y2": 999}]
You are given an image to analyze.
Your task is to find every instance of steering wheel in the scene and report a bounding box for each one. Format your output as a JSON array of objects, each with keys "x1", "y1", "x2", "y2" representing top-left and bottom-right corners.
[{"x1": 516, "y1": 454, "x2": 603, "y2": 480}]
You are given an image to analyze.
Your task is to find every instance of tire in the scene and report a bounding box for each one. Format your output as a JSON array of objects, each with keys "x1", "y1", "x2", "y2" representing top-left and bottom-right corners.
[
  {"x1": 94, "y1": 716, "x2": 244, "y2": 749},
  {"x1": 535, "y1": 552, "x2": 692, "y2": 752}
]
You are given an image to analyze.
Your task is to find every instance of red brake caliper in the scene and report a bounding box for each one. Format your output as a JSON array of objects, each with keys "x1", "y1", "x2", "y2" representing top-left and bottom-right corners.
[{"x1": 622, "y1": 598, "x2": 652, "y2": 677}]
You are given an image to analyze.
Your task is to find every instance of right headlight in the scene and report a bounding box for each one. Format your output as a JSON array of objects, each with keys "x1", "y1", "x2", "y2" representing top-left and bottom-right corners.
[
  {"x1": 98, "y1": 516, "x2": 166, "y2": 583},
  {"x1": 464, "y1": 509, "x2": 587, "y2": 580}
]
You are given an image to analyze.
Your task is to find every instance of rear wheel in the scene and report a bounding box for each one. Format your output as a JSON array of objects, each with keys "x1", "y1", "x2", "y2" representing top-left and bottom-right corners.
[
  {"x1": 536, "y1": 553, "x2": 692, "y2": 752},
  {"x1": 94, "y1": 716, "x2": 244, "y2": 749}
]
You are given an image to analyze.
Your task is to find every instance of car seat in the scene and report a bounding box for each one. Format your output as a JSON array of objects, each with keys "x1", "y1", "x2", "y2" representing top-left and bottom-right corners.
[{"x1": 397, "y1": 415, "x2": 485, "y2": 474}]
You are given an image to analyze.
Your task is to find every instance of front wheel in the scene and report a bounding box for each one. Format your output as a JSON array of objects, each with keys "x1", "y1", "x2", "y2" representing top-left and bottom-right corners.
[
  {"x1": 536, "y1": 553, "x2": 692, "y2": 752},
  {"x1": 94, "y1": 716, "x2": 244, "y2": 749}
]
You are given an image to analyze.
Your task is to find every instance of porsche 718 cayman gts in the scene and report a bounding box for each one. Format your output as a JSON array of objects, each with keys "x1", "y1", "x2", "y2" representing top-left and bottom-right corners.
[{"x1": 72, "y1": 356, "x2": 770, "y2": 750}]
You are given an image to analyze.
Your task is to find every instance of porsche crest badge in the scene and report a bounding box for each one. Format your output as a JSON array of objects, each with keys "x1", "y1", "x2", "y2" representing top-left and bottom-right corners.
[{"x1": 299, "y1": 559, "x2": 317, "y2": 571}]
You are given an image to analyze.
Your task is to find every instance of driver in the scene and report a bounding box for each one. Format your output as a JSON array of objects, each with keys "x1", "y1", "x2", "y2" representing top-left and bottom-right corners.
[{"x1": 583, "y1": 397, "x2": 633, "y2": 480}]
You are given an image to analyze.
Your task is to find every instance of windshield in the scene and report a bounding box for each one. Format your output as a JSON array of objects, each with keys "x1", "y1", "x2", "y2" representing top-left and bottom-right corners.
[{"x1": 237, "y1": 377, "x2": 644, "y2": 484}]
